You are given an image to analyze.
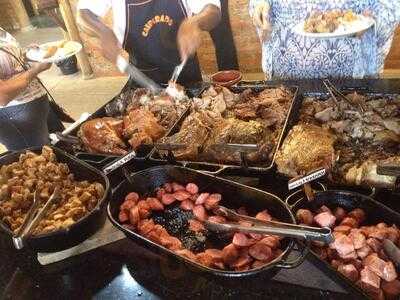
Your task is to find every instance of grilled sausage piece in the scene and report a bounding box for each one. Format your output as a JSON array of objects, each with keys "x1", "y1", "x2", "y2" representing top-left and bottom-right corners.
[
  {"x1": 188, "y1": 219, "x2": 205, "y2": 232},
  {"x1": 172, "y1": 182, "x2": 185, "y2": 192},
  {"x1": 255, "y1": 210, "x2": 272, "y2": 222},
  {"x1": 173, "y1": 190, "x2": 191, "y2": 201},
  {"x1": 338, "y1": 264, "x2": 359, "y2": 282},
  {"x1": 129, "y1": 206, "x2": 140, "y2": 226},
  {"x1": 296, "y1": 209, "x2": 314, "y2": 226},
  {"x1": 314, "y1": 212, "x2": 336, "y2": 228},
  {"x1": 233, "y1": 233, "x2": 253, "y2": 247},
  {"x1": 193, "y1": 205, "x2": 208, "y2": 221},
  {"x1": 340, "y1": 217, "x2": 359, "y2": 228},
  {"x1": 146, "y1": 197, "x2": 164, "y2": 211},
  {"x1": 222, "y1": 244, "x2": 239, "y2": 265},
  {"x1": 185, "y1": 183, "x2": 199, "y2": 195},
  {"x1": 204, "y1": 194, "x2": 222, "y2": 210},
  {"x1": 125, "y1": 192, "x2": 139, "y2": 203},
  {"x1": 348, "y1": 208, "x2": 366, "y2": 224},
  {"x1": 249, "y1": 242, "x2": 273, "y2": 262},
  {"x1": 333, "y1": 207, "x2": 347, "y2": 223},
  {"x1": 161, "y1": 193, "x2": 176, "y2": 205},
  {"x1": 195, "y1": 193, "x2": 209, "y2": 205},
  {"x1": 180, "y1": 200, "x2": 194, "y2": 211}
]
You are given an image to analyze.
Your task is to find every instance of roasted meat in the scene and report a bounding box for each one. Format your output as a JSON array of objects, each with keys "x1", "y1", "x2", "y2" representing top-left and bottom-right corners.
[
  {"x1": 123, "y1": 108, "x2": 166, "y2": 150},
  {"x1": 78, "y1": 117, "x2": 128, "y2": 155},
  {"x1": 275, "y1": 124, "x2": 337, "y2": 177},
  {"x1": 202, "y1": 118, "x2": 272, "y2": 163},
  {"x1": 160, "y1": 110, "x2": 221, "y2": 160}
]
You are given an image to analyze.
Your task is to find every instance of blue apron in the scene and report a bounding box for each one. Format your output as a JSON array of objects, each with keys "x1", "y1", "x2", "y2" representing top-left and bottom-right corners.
[{"x1": 123, "y1": 0, "x2": 202, "y2": 84}]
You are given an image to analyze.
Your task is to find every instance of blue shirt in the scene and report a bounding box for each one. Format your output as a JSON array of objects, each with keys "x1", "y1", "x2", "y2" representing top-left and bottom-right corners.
[{"x1": 249, "y1": 0, "x2": 400, "y2": 79}]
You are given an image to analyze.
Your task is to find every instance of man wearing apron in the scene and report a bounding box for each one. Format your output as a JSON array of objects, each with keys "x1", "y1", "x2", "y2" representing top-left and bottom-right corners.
[{"x1": 77, "y1": 0, "x2": 221, "y2": 85}]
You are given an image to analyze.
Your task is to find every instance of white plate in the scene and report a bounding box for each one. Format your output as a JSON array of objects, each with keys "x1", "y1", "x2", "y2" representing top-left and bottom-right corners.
[
  {"x1": 26, "y1": 40, "x2": 82, "y2": 63},
  {"x1": 293, "y1": 15, "x2": 375, "y2": 38}
]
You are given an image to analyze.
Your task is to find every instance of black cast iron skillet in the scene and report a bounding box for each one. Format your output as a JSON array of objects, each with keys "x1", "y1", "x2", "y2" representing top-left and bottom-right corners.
[
  {"x1": 286, "y1": 189, "x2": 400, "y2": 299},
  {"x1": 107, "y1": 165, "x2": 308, "y2": 280},
  {"x1": 0, "y1": 146, "x2": 110, "y2": 252}
]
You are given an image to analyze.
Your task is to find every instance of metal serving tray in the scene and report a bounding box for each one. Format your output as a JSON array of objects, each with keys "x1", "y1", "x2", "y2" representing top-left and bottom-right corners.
[{"x1": 149, "y1": 84, "x2": 300, "y2": 175}]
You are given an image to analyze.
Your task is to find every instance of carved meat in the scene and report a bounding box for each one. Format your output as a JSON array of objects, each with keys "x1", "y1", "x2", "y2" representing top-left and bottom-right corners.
[
  {"x1": 275, "y1": 124, "x2": 337, "y2": 177},
  {"x1": 78, "y1": 117, "x2": 128, "y2": 155},
  {"x1": 123, "y1": 108, "x2": 165, "y2": 150}
]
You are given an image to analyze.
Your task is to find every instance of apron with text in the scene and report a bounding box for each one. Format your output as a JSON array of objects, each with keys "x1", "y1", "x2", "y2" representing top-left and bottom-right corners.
[{"x1": 123, "y1": 0, "x2": 202, "y2": 84}]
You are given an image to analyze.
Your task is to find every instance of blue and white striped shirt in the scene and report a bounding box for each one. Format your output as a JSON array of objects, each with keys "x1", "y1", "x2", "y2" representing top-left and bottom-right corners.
[{"x1": 249, "y1": 0, "x2": 400, "y2": 79}]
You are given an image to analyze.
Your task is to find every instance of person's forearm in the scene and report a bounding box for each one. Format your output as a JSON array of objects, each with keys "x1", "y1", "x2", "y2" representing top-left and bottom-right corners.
[
  {"x1": 191, "y1": 4, "x2": 221, "y2": 32},
  {"x1": 0, "y1": 69, "x2": 37, "y2": 106},
  {"x1": 77, "y1": 9, "x2": 114, "y2": 39}
]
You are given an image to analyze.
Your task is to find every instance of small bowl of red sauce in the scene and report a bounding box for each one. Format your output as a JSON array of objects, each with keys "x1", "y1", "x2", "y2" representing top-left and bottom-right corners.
[{"x1": 211, "y1": 70, "x2": 242, "y2": 87}]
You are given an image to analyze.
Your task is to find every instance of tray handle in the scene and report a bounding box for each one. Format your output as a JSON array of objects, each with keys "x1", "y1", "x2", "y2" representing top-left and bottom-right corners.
[
  {"x1": 193, "y1": 165, "x2": 228, "y2": 176},
  {"x1": 75, "y1": 153, "x2": 117, "y2": 168},
  {"x1": 275, "y1": 240, "x2": 310, "y2": 269}
]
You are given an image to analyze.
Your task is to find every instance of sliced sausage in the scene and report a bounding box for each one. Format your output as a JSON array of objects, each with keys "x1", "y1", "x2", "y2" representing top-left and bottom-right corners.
[
  {"x1": 334, "y1": 225, "x2": 352, "y2": 234},
  {"x1": 340, "y1": 217, "x2": 359, "y2": 228},
  {"x1": 155, "y1": 188, "x2": 166, "y2": 200},
  {"x1": 173, "y1": 190, "x2": 191, "y2": 201},
  {"x1": 125, "y1": 192, "x2": 139, "y2": 203},
  {"x1": 120, "y1": 200, "x2": 136, "y2": 212},
  {"x1": 180, "y1": 200, "x2": 194, "y2": 211},
  {"x1": 255, "y1": 210, "x2": 272, "y2": 222},
  {"x1": 348, "y1": 208, "x2": 366, "y2": 224},
  {"x1": 314, "y1": 212, "x2": 336, "y2": 228},
  {"x1": 296, "y1": 209, "x2": 314, "y2": 226},
  {"x1": 163, "y1": 183, "x2": 173, "y2": 193},
  {"x1": 382, "y1": 279, "x2": 400, "y2": 300},
  {"x1": 137, "y1": 200, "x2": 151, "y2": 218},
  {"x1": 222, "y1": 244, "x2": 239, "y2": 265},
  {"x1": 349, "y1": 230, "x2": 366, "y2": 250},
  {"x1": 249, "y1": 233, "x2": 263, "y2": 240},
  {"x1": 146, "y1": 197, "x2": 164, "y2": 211},
  {"x1": 137, "y1": 219, "x2": 155, "y2": 236},
  {"x1": 205, "y1": 249, "x2": 224, "y2": 266},
  {"x1": 118, "y1": 210, "x2": 129, "y2": 223},
  {"x1": 193, "y1": 205, "x2": 207, "y2": 221},
  {"x1": 376, "y1": 222, "x2": 388, "y2": 229},
  {"x1": 185, "y1": 183, "x2": 199, "y2": 195},
  {"x1": 129, "y1": 206, "x2": 140, "y2": 226},
  {"x1": 190, "y1": 193, "x2": 199, "y2": 202},
  {"x1": 164, "y1": 236, "x2": 183, "y2": 251},
  {"x1": 357, "y1": 245, "x2": 372, "y2": 259},
  {"x1": 232, "y1": 249, "x2": 253, "y2": 269},
  {"x1": 233, "y1": 232, "x2": 253, "y2": 247},
  {"x1": 172, "y1": 182, "x2": 185, "y2": 192},
  {"x1": 249, "y1": 242, "x2": 273, "y2": 262},
  {"x1": 260, "y1": 236, "x2": 280, "y2": 249},
  {"x1": 369, "y1": 228, "x2": 388, "y2": 241},
  {"x1": 317, "y1": 205, "x2": 332, "y2": 214},
  {"x1": 195, "y1": 193, "x2": 209, "y2": 205},
  {"x1": 334, "y1": 207, "x2": 347, "y2": 223},
  {"x1": 383, "y1": 261, "x2": 398, "y2": 282},
  {"x1": 207, "y1": 215, "x2": 227, "y2": 224},
  {"x1": 161, "y1": 193, "x2": 176, "y2": 205},
  {"x1": 204, "y1": 194, "x2": 222, "y2": 210},
  {"x1": 331, "y1": 259, "x2": 342, "y2": 270},
  {"x1": 188, "y1": 219, "x2": 205, "y2": 232},
  {"x1": 338, "y1": 264, "x2": 359, "y2": 282}
]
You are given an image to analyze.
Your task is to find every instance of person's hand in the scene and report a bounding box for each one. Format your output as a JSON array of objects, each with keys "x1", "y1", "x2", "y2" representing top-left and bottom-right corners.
[
  {"x1": 31, "y1": 62, "x2": 52, "y2": 74},
  {"x1": 177, "y1": 18, "x2": 202, "y2": 61},
  {"x1": 252, "y1": 2, "x2": 272, "y2": 42},
  {"x1": 99, "y1": 30, "x2": 121, "y2": 64}
]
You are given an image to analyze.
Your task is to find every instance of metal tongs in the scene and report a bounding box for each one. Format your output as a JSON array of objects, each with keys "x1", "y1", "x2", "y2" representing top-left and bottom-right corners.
[
  {"x1": 323, "y1": 79, "x2": 365, "y2": 113},
  {"x1": 203, "y1": 206, "x2": 334, "y2": 244},
  {"x1": 12, "y1": 187, "x2": 61, "y2": 249},
  {"x1": 170, "y1": 59, "x2": 187, "y2": 84}
]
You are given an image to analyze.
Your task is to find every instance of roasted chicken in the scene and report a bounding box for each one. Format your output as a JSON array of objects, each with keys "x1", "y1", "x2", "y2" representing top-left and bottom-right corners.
[{"x1": 78, "y1": 117, "x2": 128, "y2": 155}]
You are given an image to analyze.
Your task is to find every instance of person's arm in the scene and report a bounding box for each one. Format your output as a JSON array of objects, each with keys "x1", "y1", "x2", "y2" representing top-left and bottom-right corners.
[
  {"x1": 77, "y1": 9, "x2": 121, "y2": 64},
  {"x1": 249, "y1": 0, "x2": 271, "y2": 42},
  {"x1": 177, "y1": 4, "x2": 221, "y2": 60},
  {"x1": 0, "y1": 63, "x2": 50, "y2": 106}
]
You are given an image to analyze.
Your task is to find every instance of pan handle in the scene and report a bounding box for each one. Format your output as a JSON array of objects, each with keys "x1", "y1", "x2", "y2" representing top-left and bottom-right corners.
[
  {"x1": 197, "y1": 166, "x2": 229, "y2": 176},
  {"x1": 275, "y1": 240, "x2": 310, "y2": 269}
]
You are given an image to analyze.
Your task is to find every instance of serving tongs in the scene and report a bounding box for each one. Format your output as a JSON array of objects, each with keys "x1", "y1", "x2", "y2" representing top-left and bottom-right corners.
[
  {"x1": 12, "y1": 187, "x2": 61, "y2": 250},
  {"x1": 288, "y1": 168, "x2": 327, "y2": 202},
  {"x1": 323, "y1": 79, "x2": 365, "y2": 114},
  {"x1": 170, "y1": 59, "x2": 187, "y2": 84},
  {"x1": 204, "y1": 205, "x2": 333, "y2": 244},
  {"x1": 377, "y1": 164, "x2": 400, "y2": 190}
]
